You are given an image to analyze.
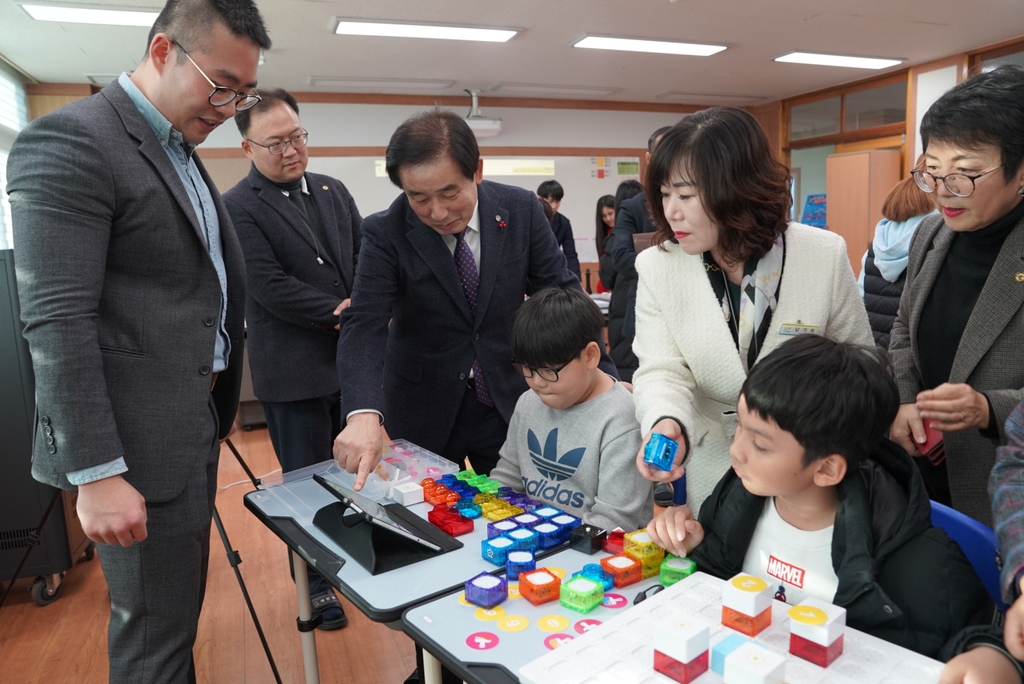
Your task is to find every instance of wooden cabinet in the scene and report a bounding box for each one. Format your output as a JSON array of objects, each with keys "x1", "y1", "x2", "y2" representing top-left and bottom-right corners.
[{"x1": 825, "y1": 149, "x2": 901, "y2": 277}]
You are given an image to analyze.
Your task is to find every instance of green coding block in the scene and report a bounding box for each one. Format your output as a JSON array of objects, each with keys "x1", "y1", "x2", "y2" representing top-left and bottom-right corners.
[
  {"x1": 659, "y1": 555, "x2": 697, "y2": 586},
  {"x1": 559, "y1": 576, "x2": 605, "y2": 614}
]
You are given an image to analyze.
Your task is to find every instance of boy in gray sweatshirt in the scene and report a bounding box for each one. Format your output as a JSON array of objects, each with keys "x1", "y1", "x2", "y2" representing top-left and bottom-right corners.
[{"x1": 490, "y1": 288, "x2": 654, "y2": 531}]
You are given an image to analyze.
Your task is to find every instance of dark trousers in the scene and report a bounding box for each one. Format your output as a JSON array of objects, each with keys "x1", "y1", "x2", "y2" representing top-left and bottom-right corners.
[
  {"x1": 262, "y1": 393, "x2": 342, "y2": 596},
  {"x1": 98, "y1": 396, "x2": 220, "y2": 684},
  {"x1": 440, "y1": 384, "x2": 509, "y2": 475}
]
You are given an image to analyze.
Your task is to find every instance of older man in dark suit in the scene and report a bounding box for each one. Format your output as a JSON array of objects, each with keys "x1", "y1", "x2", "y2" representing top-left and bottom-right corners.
[
  {"x1": 224, "y1": 88, "x2": 361, "y2": 629},
  {"x1": 334, "y1": 109, "x2": 616, "y2": 491},
  {"x1": 7, "y1": 1, "x2": 268, "y2": 681}
]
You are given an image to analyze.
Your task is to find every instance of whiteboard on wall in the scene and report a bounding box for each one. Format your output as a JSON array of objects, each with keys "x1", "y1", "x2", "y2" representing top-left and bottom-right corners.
[{"x1": 306, "y1": 155, "x2": 641, "y2": 262}]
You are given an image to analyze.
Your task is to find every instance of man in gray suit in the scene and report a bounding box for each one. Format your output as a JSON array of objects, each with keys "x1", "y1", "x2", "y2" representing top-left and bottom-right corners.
[
  {"x1": 224, "y1": 88, "x2": 362, "y2": 629},
  {"x1": 7, "y1": 1, "x2": 269, "y2": 681}
]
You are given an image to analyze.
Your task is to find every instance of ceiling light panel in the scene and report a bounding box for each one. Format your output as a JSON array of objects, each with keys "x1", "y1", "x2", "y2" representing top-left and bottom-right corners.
[
  {"x1": 334, "y1": 20, "x2": 516, "y2": 43},
  {"x1": 656, "y1": 92, "x2": 766, "y2": 105},
  {"x1": 309, "y1": 77, "x2": 454, "y2": 92},
  {"x1": 774, "y1": 52, "x2": 903, "y2": 70},
  {"x1": 21, "y1": 4, "x2": 158, "y2": 26},
  {"x1": 490, "y1": 83, "x2": 621, "y2": 97},
  {"x1": 573, "y1": 35, "x2": 726, "y2": 57}
]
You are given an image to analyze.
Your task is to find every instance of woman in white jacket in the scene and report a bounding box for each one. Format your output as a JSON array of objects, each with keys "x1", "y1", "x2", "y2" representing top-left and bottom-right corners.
[{"x1": 633, "y1": 107, "x2": 873, "y2": 514}]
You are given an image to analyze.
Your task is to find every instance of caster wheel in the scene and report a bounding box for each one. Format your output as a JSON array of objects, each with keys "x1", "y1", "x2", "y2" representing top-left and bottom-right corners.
[
  {"x1": 83, "y1": 542, "x2": 96, "y2": 561},
  {"x1": 30, "y1": 576, "x2": 62, "y2": 606},
  {"x1": 243, "y1": 425, "x2": 253, "y2": 432}
]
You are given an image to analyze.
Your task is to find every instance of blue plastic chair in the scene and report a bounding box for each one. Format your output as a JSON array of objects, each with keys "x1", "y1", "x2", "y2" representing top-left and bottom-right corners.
[{"x1": 930, "y1": 500, "x2": 1007, "y2": 612}]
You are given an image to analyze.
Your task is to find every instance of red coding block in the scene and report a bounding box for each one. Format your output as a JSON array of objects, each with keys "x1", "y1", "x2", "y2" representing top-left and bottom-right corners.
[
  {"x1": 653, "y1": 649, "x2": 708, "y2": 684},
  {"x1": 790, "y1": 632, "x2": 843, "y2": 668},
  {"x1": 722, "y1": 605, "x2": 771, "y2": 637}
]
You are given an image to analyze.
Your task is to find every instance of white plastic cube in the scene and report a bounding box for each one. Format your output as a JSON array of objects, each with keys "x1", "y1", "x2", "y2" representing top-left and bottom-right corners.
[
  {"x1": 722, "y1": 573, "x2": 773, "y2": 617},
  {"x1": 652, "y1": 615, "x2": 711, "y2": 665},
  {"x1": 788, "y1": 597, "x2": 846, "y2": 646},
  {"x1": 722, "y1": 642, "x2": 786, "y2": 684},
  {"x1": 391, "y1": 482, "x2": 423, "y2": 505}
]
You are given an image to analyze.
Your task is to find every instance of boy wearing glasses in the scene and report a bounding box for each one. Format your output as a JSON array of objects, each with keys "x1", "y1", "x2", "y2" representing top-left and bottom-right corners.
[{"x1": 490, "y1": 288, "x2": 653, "y2": 531}]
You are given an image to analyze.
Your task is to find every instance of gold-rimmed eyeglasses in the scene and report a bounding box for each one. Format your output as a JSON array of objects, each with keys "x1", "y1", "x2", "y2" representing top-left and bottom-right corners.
[{"x1": 173, "y1": 41, "x2": 261, "y2": 111}]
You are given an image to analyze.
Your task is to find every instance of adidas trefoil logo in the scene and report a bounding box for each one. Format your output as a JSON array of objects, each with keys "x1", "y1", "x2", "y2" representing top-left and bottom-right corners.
[{"x1": 528, "y1": 428, "x2": 585, "y2": 482}]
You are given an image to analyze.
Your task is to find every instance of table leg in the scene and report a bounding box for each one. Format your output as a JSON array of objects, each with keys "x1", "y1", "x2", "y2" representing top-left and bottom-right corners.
[
  {"x1": 421, "y1": 649, "x2": 442, "y2": 684},
  {"x1": 292, "y1": 551, "x2": 321, "y2": 684}
]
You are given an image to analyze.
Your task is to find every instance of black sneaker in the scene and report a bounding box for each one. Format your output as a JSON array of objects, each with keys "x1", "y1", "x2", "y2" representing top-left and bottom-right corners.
[
  {"x1": 654, "y1": 482, "x2": 675, "y2": 507},
  {"x1": 311, "y1": 590, "x2": 348, "y2": 630}
]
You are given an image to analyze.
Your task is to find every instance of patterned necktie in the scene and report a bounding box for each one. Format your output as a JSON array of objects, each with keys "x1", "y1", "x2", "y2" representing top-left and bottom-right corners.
[{"x1": 454, "y1": 230, "x2": 493, "y2": 407}]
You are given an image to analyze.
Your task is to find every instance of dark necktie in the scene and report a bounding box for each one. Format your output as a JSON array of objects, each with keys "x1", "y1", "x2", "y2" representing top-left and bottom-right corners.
[{"x1": 454, "y1": 230, "x2": 493, "y2": 407}]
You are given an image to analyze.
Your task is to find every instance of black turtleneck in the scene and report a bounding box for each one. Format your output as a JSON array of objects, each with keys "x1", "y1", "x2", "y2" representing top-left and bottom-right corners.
[
  {"x1": 254, "y1": 166, "x2": 328, "y2": 263},
  {"x1": 918, "y1": 198, "x2": 1024, "y2": 391}
]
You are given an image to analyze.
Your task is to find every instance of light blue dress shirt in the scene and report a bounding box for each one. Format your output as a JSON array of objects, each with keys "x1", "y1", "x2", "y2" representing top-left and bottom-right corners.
[{"x1": 67, "y1": 74, "x2": 230, "y2": 486}]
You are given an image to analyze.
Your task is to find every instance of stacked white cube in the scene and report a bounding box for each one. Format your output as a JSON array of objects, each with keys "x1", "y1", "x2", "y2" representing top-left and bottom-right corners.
[
  {"x1": 722, "y1": 642, "x2": 786, "y2": 684},
  {"x1": 391, "y1": 482, "x2": 424, "y2": 505},
  {"x1": 789, "y1": 597, "x2": 846, "y2": 646},
  {"x1": 722, "y1": 574, "x2": 773, "y2": 616},
  {"x1": 652, "y1": 615, "x2": 711, "y2": 665}
]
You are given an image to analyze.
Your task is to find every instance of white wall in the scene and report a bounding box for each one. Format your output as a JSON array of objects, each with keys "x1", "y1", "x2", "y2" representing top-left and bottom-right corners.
[
  {"x1": 791, "y1": 144, "x2": 834, "y2": 222},
  {"x1": 914, "y1": 66, "x2": 958, "y2": 160}
]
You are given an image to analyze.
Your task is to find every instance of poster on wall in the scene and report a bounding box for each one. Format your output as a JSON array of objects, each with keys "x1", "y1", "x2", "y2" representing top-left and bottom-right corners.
[
  {"x1": 802, "y1": 194, "x2": 827, "y2": 228},
  {"x1": 590, "y1": 157, "x2": 640, "y2": 179}
]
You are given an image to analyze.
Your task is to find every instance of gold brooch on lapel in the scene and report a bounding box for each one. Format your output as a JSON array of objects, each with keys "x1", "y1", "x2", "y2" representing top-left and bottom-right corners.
[
  {"x1": 322, "y1": 185, "x2": 328, "y2": 190},
  {"x1": 1016, "y1": 273, "x2": 1024, "y2": 282}
]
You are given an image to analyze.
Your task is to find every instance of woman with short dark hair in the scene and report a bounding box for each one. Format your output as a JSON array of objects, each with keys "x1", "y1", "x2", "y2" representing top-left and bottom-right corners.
[
  {"x1": 889, "y1": 65, "x2": 1024, "y2": 525},
  {"x1": 631, "y1": 106, "x2": 873, "y2": 513}
]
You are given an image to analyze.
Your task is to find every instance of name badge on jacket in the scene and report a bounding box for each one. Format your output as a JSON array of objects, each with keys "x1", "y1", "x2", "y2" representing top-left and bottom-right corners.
[{"x1": 779, "y1": 322, "x2": 821, "y2": 336}]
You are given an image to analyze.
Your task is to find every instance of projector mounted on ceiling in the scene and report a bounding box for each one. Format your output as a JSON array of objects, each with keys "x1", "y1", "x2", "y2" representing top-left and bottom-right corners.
[{"x1": 464, "y1": 89, "x2": 502, "y2": 138}]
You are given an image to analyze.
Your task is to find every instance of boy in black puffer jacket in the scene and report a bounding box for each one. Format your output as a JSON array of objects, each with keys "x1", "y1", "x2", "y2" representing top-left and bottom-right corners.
[{"x1": 646, "y1": 335, "x2": 1021, "y2": 683}]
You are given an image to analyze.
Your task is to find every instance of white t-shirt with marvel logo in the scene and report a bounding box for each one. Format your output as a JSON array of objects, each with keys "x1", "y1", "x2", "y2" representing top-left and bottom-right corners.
[{"x1": 741, "y1": 497, "x2": 839, "y2": 605}]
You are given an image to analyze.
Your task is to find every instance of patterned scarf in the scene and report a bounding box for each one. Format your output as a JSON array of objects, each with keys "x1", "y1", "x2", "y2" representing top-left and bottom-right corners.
[{"x1": 703, "y1": 235, "x2": 785, "y2": 372}]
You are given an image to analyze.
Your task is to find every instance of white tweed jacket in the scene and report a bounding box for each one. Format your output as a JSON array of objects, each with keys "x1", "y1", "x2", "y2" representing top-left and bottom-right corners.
[{"x1": 633, "y1": 222, "x2": 873, "y2": 514}]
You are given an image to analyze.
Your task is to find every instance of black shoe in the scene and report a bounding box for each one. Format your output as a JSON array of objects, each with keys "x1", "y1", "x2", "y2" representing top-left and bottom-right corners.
[
  {"x1": 311, "y1": 590, "x2": 348, "y2": 630},
  {"x1": 654, "y1": 482, "x2": 675, "y2": 507}
]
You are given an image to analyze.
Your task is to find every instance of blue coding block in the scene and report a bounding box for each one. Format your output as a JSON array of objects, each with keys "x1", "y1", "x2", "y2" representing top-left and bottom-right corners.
[
  {"x1": 711, "y1": 633, "x2": 752, "y2": 675},
  {"x1": 506, "y1": 550, "x2": 536, "y2": 580},
  {"x1": 481, "y1": 536, "x2": 515, "y2": 565},
  {"x1": 573, "y1": 563, "x2": 614, "y2": 591},
  {"x1": 643, "y1": 433, "x2": 678, "y2": 472}
]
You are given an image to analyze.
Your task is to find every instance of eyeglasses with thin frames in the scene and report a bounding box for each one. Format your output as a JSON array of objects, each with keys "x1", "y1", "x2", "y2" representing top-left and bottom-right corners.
[
  {"x1": 512, "y1": 359, "x2": 573, "y2": 383},
  {"x1": 247, "y1": 131, "x2": 309, "y2": 156},
  {"x1": 172, "y1": 41, "x2": 261, "y2": 111},
  {"x1": 910, "y1": 165, "x2": 1001, "y2": 198}
]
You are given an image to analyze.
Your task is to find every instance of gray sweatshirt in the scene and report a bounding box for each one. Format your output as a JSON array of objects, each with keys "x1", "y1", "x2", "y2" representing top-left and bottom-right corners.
[{"x1": 491, "y1": 381, "x2": 654, "y2": 531}]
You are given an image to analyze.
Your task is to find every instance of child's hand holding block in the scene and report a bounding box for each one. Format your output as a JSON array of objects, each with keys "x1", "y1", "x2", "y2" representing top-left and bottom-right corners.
[
  {"x1": 722, "y1": 641, "x2": 786, "y2": 684},
  {"x1": 652, "y1": 615, "x2": 711, "y2": 683},
  {"x1": 643, "y1": 433, "x2": 679, "y2": 472},
  {"x1": 788, "y1": 598, "x2": 846, "y2": 667},
  {"x1": 722, "y1": 573, "x2": 773, "y2": 637}
]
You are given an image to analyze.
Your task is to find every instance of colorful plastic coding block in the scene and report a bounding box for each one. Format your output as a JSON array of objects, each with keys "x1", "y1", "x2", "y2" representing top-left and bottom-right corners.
[
  {"x1": 512, "y1": 513, "x2": 540, "y2": 527},
  {"x1": 456, "y1": 469, "x2": 476, "y2": 482},
  {"x1": 559, "y1": 576, "x2": 604, "y2": 614},
  {"x1": 599, "y1": 553, "x2": 643, "y2": 588},
  {"x1": 603, "y1": 528, "x2": 625, "y2": 554},
  {"x1": 438, "y1": 513, "x2": 473, "y2": 537},
  {"x1": 464, "y1": 572, "x2": 507, "y2": 609},
  {"x1": 623, "y1": 529, "x2": 664, "y2": 560},
  {"x1": 481, "y1": 536, "x2": 515, "y2": 565},
  {"x1": 507, "y1": 527, "x2": 540, "y2": 551},
  {"x1": 722, "y1": 642, "x2": 786, "y2": 684},
  {"x1": 652, "y1": 615, "x2": 711, "y2": 683},
  {"x1": 506, "y1": 550, "x2": 535, "y2": 580},
  {"x1": 711, "y1": 633, "x2": 751, "y2": 676},
  {"x1": 787, "y1": 599, "x2": 846, "y2": 667},
  {"x1": 424, "y1": 485, "x2": 451, "y2": 506},
  {"x1": 660, "y1": 555, "x2": 697, "y2": 586},
  {"x1": 534, "y1": 522, "x2": 564, "y2": 549},
  {"x1": 487, "y1": 520, "x2": 519, "y2": 539},
  {"x1": 722, "y1": 574, "x2": 773, "y2": 637},
  {"x1": 519, "y1": 568, "x2": 561, "y2": 606},
  {"x1": 533, "y1": 506, "x2": 561, "y2": 519},
  {"x1": 643, "y1": 432, "x2": 679, "y2": 472},
  {"x1": 569, "y1": 524, "x2": 607, "y2": 554}
]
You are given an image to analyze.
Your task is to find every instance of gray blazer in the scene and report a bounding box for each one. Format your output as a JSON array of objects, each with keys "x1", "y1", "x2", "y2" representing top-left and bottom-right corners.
[
  {"x1": 7, "y1": 80, "x2": 246, "y2": 503},
  {"x1": 889, "y1": 212, "x2": 1024, "y2": 524},
  {"x1": 224, "y1": 166, "x2": 361, "y2": 403}
]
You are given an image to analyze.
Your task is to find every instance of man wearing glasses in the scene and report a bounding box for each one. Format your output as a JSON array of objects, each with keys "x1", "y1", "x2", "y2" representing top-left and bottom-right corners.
[
  {"x1": 7, "y1": 0, "x2": 269, "y2": 681},
  {"x1": 224, "y1": 89, "x2": 362, "y2": 630}
]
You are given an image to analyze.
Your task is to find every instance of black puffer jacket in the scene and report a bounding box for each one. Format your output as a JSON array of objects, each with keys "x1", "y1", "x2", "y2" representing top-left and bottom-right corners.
[
  {"x1": 862, "y1": 245, "x2": 906, "y2": 350},
  {"x1": 690, "y1": 438, "x2": 1011, "y2": 663}
]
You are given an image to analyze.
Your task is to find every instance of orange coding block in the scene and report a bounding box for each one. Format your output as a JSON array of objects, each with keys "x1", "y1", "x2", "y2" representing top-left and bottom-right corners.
[
  {"x1": 721, "y1": 605, "x2": 771, "y2": 637},
  {"x1": 519, "y1": 569, "x2": 561, "y2": 606}
]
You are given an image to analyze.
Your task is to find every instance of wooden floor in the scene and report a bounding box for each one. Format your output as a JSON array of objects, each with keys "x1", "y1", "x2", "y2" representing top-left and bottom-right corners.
[{"x1": 0, "y1": 427, "x2": 417, "y2": 683}]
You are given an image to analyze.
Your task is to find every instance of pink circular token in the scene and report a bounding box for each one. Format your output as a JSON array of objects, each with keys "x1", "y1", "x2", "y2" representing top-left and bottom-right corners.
[
  {"x1": 543, "y1": 634, "x2": 574, "y2": 650},
  {"x1": 466, "y1": 632, "x2": 499, "y2": 650}
]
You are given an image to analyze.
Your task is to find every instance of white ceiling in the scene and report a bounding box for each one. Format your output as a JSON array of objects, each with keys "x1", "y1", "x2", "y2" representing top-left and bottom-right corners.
[{"x1": 1, "y1": 0, "x2": 1022, "y2": 105}]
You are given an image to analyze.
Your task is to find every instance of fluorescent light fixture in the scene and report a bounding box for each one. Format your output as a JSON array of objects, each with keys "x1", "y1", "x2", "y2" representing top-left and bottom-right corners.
[
  {"x1": 775, "y1": 52, "x2": 903, "y2": 70},
  {"x1": 21, "y1": 4, "x2": 158, "y2": 26},
  {"x1": 573, "y1": 35, "x2": 726, "y2": 57},
  {"x1": 310, "y1": 76, "x2": 454, "y2": 92},
  {"x1": 334, "y1": 19, "x2": 516, "y2": 43},
  {"x1": 489, "y1": 82, "x2": 620, "y2": 98},
  {"x1": 85, "y1": 73, "x2": 123, "y2": 85},
  {"x1": 656, "y1": 92, "x2": 766, "y2": 105}
]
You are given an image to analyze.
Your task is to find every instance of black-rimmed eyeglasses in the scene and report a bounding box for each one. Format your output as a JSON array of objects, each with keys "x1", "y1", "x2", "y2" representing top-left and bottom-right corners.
[
  {"x1": 247, "y1": 131, "x2": 309, "y2": 156},
  {"x1": 512, "y1": 359, "x2": 573, "y2": 383},
  {"x1": 910, "y1": 166, "x2": 1001, "y2": 198},
  {"x1": 173, "y1": 41, "x2": 261, "y2": 111}
]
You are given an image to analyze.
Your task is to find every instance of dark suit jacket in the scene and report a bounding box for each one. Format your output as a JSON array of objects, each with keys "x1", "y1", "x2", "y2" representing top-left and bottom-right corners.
[
  {"x1": 224, "y1": 167, "x2": 361, "y2": 402},
  {"x1": 550, "y1": 212, "x2": 581, "y2": 280},
  {"x1": 607, "y1": 193, "x2": 654, "y2": 359},
  {"x1": 338, "y1": 180, "x2": 613, "y2": 455},
  {"x1": 890, "y1": 212, "x2": 1024, "y2": 524},
  {"x1": 7, "y1": 80, "x2": 245, "y2": 502}
]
